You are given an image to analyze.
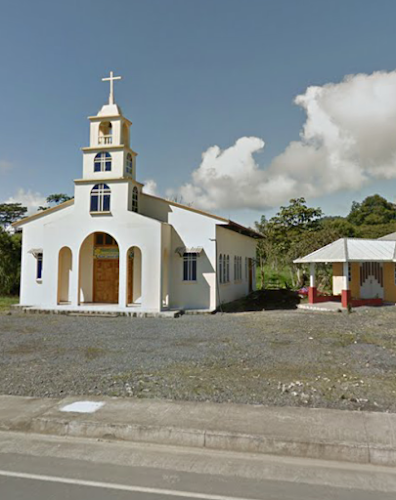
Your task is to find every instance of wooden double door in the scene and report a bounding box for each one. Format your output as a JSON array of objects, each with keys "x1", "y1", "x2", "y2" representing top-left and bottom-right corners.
[{"x1": 93, "y1": 259, "x2": 119, "y2": 303}]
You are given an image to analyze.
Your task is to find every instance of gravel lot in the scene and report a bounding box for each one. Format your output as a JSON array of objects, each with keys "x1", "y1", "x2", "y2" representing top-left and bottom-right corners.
[{"x1": 1, "y1": 306, "x2": 396, "y2": 412}]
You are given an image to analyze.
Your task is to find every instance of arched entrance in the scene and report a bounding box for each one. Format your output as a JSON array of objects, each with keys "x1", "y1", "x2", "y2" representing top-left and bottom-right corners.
[
  {"x1": 127, "y1": 246, "x2": 142, "y2": 305},
  {"x1": 79, "y1": 232, "x2": 120, "y2": 304},
  {"x1": 58, "y1": 247, "x2": 72, "y2": 304}
]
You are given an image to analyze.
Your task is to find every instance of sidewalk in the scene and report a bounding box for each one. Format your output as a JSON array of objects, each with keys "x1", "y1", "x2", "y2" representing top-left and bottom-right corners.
[{"x1": 1, "y1": 395, "x2": 396, "y2": 466}]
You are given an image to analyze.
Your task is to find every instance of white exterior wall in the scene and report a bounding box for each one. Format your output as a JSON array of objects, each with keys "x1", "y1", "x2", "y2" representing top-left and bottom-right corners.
[
  {"x1": 333, "y1": 276, "x2": 344, "y2": 295},
  {"x1": 19, "y1": 198, "x2": 163, "y2": 311},
  {"x1": 18, "y1": 195, "x2": 257, "y2": 311},
  {"x1": 216, "y1": 226, "x2": 257, "y2": 305},
  {"x1": 82, "y1": 149, "x2": 130, "y2": 180},
  {"x1": 17, "y1": 100, "x2": 258, "y2": 312},
  {"x1": 168, "y1": 206, "x2": 218, "y2": 311}
]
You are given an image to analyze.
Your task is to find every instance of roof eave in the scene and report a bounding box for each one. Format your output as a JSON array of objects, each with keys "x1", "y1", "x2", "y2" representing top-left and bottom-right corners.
[{"x1": 12, "y1": 199, "x2": 74, "y2": 227}]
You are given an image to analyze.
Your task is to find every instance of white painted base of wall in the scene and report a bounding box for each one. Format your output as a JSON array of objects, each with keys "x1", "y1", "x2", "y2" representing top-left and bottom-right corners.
[{"x1": 16, "y1": 303, "x2": 216, "y2": 317}]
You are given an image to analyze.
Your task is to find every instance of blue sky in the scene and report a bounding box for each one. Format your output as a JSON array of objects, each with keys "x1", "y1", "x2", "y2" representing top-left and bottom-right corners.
[{"x1": 2, "y1": 0, "x2": 396, "y2": 225}]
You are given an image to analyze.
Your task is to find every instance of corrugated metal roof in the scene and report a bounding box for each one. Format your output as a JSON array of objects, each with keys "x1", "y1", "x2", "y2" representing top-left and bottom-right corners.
[
  {"x1": 348, "y1": 239, "x2": 395, "y2": 261},
  {"x1": 378, "y1": 232, "x2": 396, "y2": 241},
  {"x1": 294, "y1": 238, "x2": 396, "y2": 263}
]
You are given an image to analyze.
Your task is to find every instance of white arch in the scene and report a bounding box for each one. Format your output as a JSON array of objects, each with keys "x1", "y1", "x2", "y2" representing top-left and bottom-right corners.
[
  {"x1": 78, "y1": 232, "x2": 120, "y2": 304},
  {"x1": 58, "y1": 246, "x2": 72, "y2": 304},
  {"x1": 126, "y1": 245, "x2": 142, "y2": 305}
]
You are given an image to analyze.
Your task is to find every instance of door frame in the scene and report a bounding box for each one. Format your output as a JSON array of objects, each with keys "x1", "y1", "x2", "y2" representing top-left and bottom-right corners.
[{"x1": 93, "y1": 258, "x2": 119, "y2": 304}]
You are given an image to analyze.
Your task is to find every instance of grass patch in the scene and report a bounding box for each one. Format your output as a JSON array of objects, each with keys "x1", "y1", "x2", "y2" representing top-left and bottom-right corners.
[
  {"x1": 84, "y1": 346, "x2": 107, "y2": 360},
  {"x1": 0, "y1": 296, "x2": 19, "y2": 313}
]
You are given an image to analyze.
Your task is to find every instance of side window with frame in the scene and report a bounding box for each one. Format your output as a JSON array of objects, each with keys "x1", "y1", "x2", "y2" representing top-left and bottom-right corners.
[
  {"x1": 36, "y1": 253, "x2": 43, "y2": 281},
  {"x1": 183, "y1": 253, "x2": 197, "y2": 282},
  {"x1": 94, "y1": 152, "x2": 112, "y2": 172},
  {"x1": 132, "y1": 186, "x2": 139, "y2": 212}
]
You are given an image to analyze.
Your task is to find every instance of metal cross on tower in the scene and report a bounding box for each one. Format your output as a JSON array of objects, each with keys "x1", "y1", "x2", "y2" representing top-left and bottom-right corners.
[{"x1": 102, "y1": 71, "x2": 122, "y2": 105}]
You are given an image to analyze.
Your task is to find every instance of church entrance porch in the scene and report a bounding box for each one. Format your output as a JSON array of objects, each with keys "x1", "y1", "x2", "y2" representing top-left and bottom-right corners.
[{"x1": 79, "y1": 232, "x2": 120, "y2": 305}]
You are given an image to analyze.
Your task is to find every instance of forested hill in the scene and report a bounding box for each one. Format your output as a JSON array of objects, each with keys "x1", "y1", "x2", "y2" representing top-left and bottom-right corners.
[{"x1": 255, "y1": 195, "x2": 396, "y2": 289}]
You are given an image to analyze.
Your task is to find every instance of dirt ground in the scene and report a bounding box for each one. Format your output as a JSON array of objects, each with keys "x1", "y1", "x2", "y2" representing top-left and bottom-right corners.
[{"x1": 1, "y1": 296, "x2": 396, "y2": 412}]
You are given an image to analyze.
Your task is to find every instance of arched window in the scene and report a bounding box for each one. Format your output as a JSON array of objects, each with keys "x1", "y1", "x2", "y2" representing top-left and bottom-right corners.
[
  {"x1": 126, "y1": 153, "x2": 133, "y2": 175},
  {"x1": 99, "y1": 122, "x2": 112, "y2": 144},
  {"x1": 90, "y1": 184, "x2": 111, "y2": 212},
  {"x1": 94, "y1": 152, "x2": 112, "y2": 172},
  {"x1": 132, "y1": 186, "x2": 139, "y2": 212}
]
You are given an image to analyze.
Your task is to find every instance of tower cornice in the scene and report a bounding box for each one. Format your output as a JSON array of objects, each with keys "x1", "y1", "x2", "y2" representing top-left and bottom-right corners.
[
  {"x1": 81, "y1": 146, "x2": 138, "y2": 156},
  {"x1": 74, "y1": 177, "x2": 144, "y2": 186},
  {"x1": 88, "y1": 115, "x2": 132, "y2": 125}
]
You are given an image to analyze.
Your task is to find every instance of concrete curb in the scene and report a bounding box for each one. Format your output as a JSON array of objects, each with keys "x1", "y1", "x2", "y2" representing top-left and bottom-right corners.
[
  {"x1": 1, "y1": 395, "x2": 396, "y2": 466},
  {"x1": 18, "y1": 307, "x2": 183, "y2": 318}
]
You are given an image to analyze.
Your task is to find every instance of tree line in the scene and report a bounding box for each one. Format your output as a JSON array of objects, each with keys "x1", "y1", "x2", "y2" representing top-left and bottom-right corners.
[
  {"x1": 255, "y1": 194, "x2": 396, "y2": 289},
  {"x1": 0, "y1": 192, "x2": 395, "y2": 296}
]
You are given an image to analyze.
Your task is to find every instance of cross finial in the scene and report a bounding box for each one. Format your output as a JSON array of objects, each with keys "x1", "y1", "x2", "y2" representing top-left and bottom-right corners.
[{"x1": 102, "y1": 71, "x2": 122, "y2": 105}]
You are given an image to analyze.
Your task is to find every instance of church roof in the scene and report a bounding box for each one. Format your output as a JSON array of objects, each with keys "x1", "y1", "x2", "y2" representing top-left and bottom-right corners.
[
  {"x1": 294, "y1": 237, "x2": 396, "y2": 263},
  {"x1": 97, "y1": 103, "x2": 123, "y2": 117},
  {"x1": 12, "y1": 199, "x2": 74, "y2": 228},
  {"x1": 144, "y1": 193, "x2": 262, "y2": 239},
  {"x1": 12, "y1": 193, "x2": 261, "y2": 239},
  {"x1": 378, "y1": 232, "x2": 396, "y2": 241}
]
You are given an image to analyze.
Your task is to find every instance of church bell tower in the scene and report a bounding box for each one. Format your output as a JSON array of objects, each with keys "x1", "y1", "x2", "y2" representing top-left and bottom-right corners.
[{"x1": 81, "y1": 72, "x2": 138, "y2": 181}]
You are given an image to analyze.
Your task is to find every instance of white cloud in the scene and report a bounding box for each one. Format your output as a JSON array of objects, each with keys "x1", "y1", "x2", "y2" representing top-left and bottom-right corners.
[
  {"x1": 171, "y1": 70, "x2": 396, "y2": 210},
  {"x1": 142, "y1": 179, "x2": 158, "y2": 196},
  {"x1": 0, "y1": 160, "x2": 13, "y2": 173},
  {"x1": 6, "y1": 189, "x2": 46, "y2": 214}
]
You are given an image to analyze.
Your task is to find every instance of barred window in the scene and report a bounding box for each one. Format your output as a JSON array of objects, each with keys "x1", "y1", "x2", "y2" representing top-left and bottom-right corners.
[
  {"x1": 94, "y1": 152, "x2": 112, "y2": 172},
  {"x1": 234, "y1": 256, "x2": 242, "y2": 281},
  {"x1": 219, "y1": 254, "x2": 230, "y2": 283},
  {"x1": 183, "y1": 253, "x2": 197, "y2": 281},
  {"x1": 126, "y1": 153, "x2": 134, "y2": 175},
  {"x1": 36, "y1": 253, "x2": 43, "y2": 280},
  {"x1": 245, "y1": 257, "x2": 248, "y2": 280},
  {"x1": 132, "y1": 186, "x2": 139, "y2": 213},
  {"x1": 225, "y1": 255, "x2": 230, "y2": 283}
]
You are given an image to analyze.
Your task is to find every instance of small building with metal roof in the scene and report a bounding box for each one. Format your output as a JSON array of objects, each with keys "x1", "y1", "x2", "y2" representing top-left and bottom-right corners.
[{"x1": 294, "y1": 237, "x2": 396, "y2": 308}]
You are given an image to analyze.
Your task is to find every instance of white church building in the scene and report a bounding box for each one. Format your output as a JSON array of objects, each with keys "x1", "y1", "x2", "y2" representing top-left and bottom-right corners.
[{"x1": 13, "y1": 73, "x2": 259, "y2": 313}]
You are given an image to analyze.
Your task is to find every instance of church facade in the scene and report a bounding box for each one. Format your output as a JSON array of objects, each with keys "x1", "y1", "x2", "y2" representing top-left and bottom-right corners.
[{"x1": 13, "y1": 74, "x2": 259, "y2": 312}]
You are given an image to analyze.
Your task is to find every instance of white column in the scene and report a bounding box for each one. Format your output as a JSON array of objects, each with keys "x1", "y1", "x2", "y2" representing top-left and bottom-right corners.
[
  {"x1": 70, "y1": 248, "x2": 80, "y2": 307},
  {"x1": 309, "y1": 263, "x2": 316, "y2": 288},
  {"x1": 118, "y1": 246, "x2": 127, "y2": 308},
  {"x1": 343, "y1": 262, "x2": 349, "y2": 290}
]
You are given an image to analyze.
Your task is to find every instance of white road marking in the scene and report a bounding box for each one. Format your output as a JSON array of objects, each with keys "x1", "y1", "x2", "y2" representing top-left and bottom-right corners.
[
  {"x1": 0, "y1": 469, "x2": 261, "y2": 500},
  {"x1": 60, "y1": 401, "x2": 105, "y2": 413}
]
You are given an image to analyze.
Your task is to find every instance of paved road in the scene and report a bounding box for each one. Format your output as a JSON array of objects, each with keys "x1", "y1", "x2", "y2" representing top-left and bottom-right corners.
[{"x1": 1, "y1": 431, "x2": 396, "y2": 500}]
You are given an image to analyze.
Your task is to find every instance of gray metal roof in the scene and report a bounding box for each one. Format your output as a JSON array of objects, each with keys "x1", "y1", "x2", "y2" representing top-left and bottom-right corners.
[
  {"x1": 378, "y1": 232, "x2": 396, "y2": 241},
  {"x1": 294, "y1": 238, "x2": 396, "y2": 263}
]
